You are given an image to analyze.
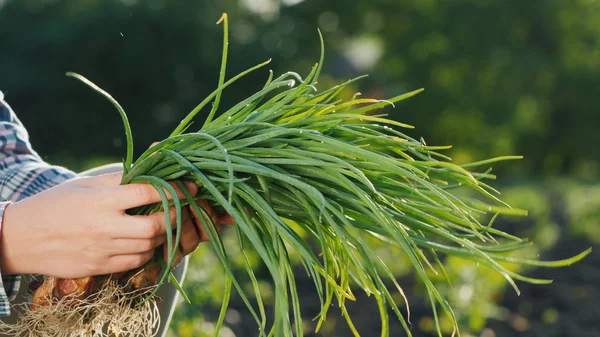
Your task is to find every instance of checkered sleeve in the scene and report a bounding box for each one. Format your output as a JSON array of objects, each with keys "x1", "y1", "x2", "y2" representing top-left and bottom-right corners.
[
  {"x1": 0, "y1": 203, "x2": 17, "y2": 317},
  {"x1": 0, "y1": 90, "x2": 78, "y2": 316}
]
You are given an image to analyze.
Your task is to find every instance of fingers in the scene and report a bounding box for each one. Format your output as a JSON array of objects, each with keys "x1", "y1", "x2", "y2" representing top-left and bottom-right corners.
[
  {"x1": 101, "y1": 180, "x2": 198, "y2": 210},
  {"x1": 105, "y1": 251, "x2": 155, "y2": 274},
  {"x1": 110, "y1": 235, "x2": 167, "y2": 255},
  {"x1": 193, "y1": 199, "x2": 240, "y2": 226},
  {"x1": 218, "y1": 213, "x2": 235, "y2": 225},
  {"x1": 163, "y1": 243, "x2": 183, "y2": 268},
  {"x1": 161, "y1": 207, "x2": 201, "y2": 266},
  {"x1": 182, "y1": 181, "x2": 199, "y2": 197},
  {"x1": 107, "y1": 197, "x2": 232, "y2": 263},
  {"x1": 80, "y1": 171, "x2": 199, "y2": 201},
  {"x1": 190, "y1": 202, "x2": 213, "y2": 241},
  {"x1": 110, "y1": 206, "x2": 189, "y2": 239},
  {"x1": 108, "y1": 198, "x2": 233, "y2": 243},
  {"x1": 160, "y1": 204, "x2": 212, "y2": 266},
  {"x1": 153, "y1": 201, "x2": 238, "y2": 270},
  {"x1": 179, "y1": 209, "x2": 202, "y2": 254},
  {"x1": 190, "y1": 200, "x2": 220, "y2": 230}
]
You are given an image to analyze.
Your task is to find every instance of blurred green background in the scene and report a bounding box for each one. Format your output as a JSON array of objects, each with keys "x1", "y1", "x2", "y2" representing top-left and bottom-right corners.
[{"x1": 0, "y1": 0, "x2": 599, "y2": 336}]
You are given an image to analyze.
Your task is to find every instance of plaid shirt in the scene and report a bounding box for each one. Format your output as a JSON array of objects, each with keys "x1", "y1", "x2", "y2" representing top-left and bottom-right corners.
[{"x1": 0, "y1": 90, "x2": 77, "y2": 316}]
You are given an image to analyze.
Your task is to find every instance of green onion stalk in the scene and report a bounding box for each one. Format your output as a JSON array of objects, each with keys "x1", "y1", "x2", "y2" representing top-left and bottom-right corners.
[{"x1": 13, "y1": 13, "x2": 591, "y2": 337}]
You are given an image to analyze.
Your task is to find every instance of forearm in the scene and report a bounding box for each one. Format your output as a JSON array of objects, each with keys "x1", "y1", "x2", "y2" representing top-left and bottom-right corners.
[{"x1": 0, "y1": 92, "x2": 77, "y2": 315}]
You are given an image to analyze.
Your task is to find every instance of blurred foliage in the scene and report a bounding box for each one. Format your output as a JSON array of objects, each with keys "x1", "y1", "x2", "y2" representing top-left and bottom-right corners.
[
  {"x1": 1, "y1": 0, "x2": 599, "y2": 177},
  {"x1": 0, "y1": 0, "x2": 598, "y2": 336}
]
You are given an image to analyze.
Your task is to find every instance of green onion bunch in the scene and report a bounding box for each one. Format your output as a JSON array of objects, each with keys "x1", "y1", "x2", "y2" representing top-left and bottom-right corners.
[{"x1": 69, "y1": 14, "x2": 590, "y2": 337}]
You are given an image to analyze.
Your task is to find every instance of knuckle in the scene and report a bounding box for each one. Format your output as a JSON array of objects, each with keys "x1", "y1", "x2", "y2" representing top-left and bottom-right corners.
[
  {"x1": 84, "y1": 261, "x2": 102, "y2": 276},
  {"x1": 168, "y1": 182, "x2": 180, "y2": 195},
  {"x1": 163, "y1": 209, "x2": 176, "y2": 226},
  {"x1": 143, "y1": 217, "x2": 161, "y2": 238},
  {"x1": 87, "y1": 220, "x2": 108, "y2": 235},
  {"x1": 81, "y1": 239, "x2": 102, "y2": 260},
  {"x1": 127, "y1": 254, "x2": 149, "y2": 270},
  {"x1": 170, "y1": 208, "x2": 179, "y2": 221},
  {"x1": 139, "y1": 239, "x2": 155, "y2": 252},
  {"x1": 134, "y1": 184, "x2": 154, "y2": 205},
  {"x1": 86, "y1": 188, "x2": 109, "y2": 208}
]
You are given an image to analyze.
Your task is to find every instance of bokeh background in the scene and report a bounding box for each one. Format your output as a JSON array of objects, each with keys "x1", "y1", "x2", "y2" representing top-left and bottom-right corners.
[{"x1": 1, "y1": 0, "x2": 599, "y2": 336}]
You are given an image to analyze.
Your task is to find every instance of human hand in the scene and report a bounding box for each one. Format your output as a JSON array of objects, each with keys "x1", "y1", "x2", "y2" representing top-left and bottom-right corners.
[
  {"x1": 144, "y1": 142, "x2": 234, "y2": 266},
  {"x1": 0, "y1": 172, "x2": 196, "y2": 279},
  {"x1": 164, "y1": 199, "x2": 234, "y2": 267}
]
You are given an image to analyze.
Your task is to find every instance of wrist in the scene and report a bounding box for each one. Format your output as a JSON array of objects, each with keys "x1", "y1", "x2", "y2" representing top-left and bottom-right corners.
[{"x1": 0, "y1": 202, "x2": 34, "y2": 275}]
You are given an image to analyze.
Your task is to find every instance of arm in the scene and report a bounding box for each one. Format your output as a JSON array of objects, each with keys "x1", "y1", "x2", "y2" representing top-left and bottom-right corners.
[
  {"x1": 0, "y1": 91, "x2": 77, "y2": 202},
  {"x1": 0, "y1": 91, "x2": 77, "y2": 316},
  {"x1": 0, "y1": 91, "x2": 230, "y2": 317}
]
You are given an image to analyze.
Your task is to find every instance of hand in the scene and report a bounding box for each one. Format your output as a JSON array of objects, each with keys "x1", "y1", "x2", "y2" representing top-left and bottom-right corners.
[
  {"x1": 164, "y1": 199, "x2": 234, "y2": 266},
  {"x1": 0, "y1": 172, "x2": 197, "y2": 279},
  {"x1": 145, "y1": 142, "x2": 234, "y2": 266}
]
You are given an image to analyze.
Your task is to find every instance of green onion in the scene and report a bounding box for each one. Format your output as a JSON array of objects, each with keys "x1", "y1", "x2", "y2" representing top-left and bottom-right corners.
[{"x1": 68, "y1": 13, "x2": 590, "y2": 337}]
